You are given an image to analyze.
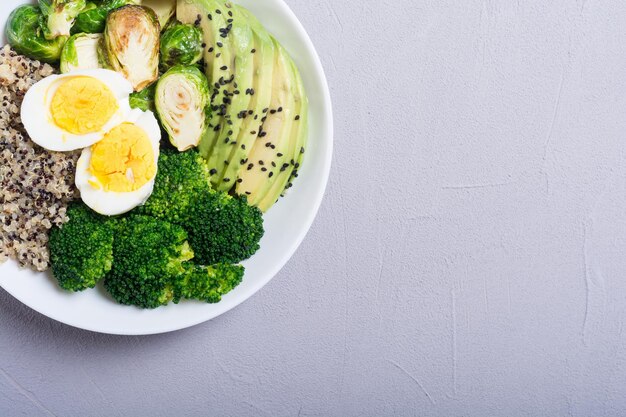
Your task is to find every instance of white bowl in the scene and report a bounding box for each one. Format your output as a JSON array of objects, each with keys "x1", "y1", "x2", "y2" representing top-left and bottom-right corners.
[{"x1": 0, "y1": 0, "x2": 333, "y2": 335}]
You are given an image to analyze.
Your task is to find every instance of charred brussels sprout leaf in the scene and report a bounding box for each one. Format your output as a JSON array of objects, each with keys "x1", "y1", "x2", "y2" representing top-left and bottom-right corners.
[
  {"x1": 60, "y1": 33, "x2": 103, "y2": 73},
  {"x1": 5, "y1": 5, "x2": 68, "y2": 63},
  {"x1": 130, "y1": 82, "x2": 157, "y2": 112},
  {"x1": 155, "y1": 66, "x2": 210, "y2": 151},
  {"x1": 160, "y1": 23, "x2": 203, "y2": 71},
  {"x1": 72, "y1": 0, "x2": 136, "y2": 34},
  {"x1": 104, "y1": 5, "x2": 160, "y2": 91},
  {"x1": 38, "y1": 0, "x2": 87, "y2": 39}
]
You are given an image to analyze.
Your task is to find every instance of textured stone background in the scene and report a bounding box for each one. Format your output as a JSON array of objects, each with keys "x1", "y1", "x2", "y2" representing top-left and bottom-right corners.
[{"x1": 3, "y1": 0, "x2": 626, "y2": 416}]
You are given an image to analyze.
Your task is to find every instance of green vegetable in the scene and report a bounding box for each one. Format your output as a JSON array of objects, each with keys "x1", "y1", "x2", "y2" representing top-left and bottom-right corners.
[
  {"x1": 72, "y1": 0, "x2": 134, "y2": 34},
  {"x1": 159, "y1": 23, "x2": 203, "y2": 70},
  {"x1": 129, "y1": 82, "x2": 157, "y2": 112},
  {"x1": 155, "y1": 65, "x2": 210, "y2": 151},
  {"x1": 38, "y1": 0, "x2": 87, "y2": 39},
  {"x1": 185, "y1": 188, "x2": 264, "y2": 265},
  {"x1": 175, "y1": 263, "x2": 244, "y2": 304},
  {"x1": 138, "y1": 149, "x2": 211, "y2": 222},
  {"x1": 176, "y1": 0, "x2": 309, "y2": 212},
  {"x1": 5, "y1": 5, "x2": 68, "y2": 63},
  {"x1": 139, "y1": 149, "x2": 264, "y2": 265},
  {"x1": 103, "y1": 215, "x2": 244, "y2": 308},
  {"x1": 104, "y1": 5, "x2": 160, "y2": 91},
  {"x1": 49, "y1": 203, "x2": 114, "y2": 292},
  {"x1": 142, "y1": 0, "x2": 176, "y2": 29},
  {"x1": 60, "y1": 33, "x2": 103, "y2": 73},
  {"x1": 103, "y1": 215, "x2": 192, "y2": 308}
]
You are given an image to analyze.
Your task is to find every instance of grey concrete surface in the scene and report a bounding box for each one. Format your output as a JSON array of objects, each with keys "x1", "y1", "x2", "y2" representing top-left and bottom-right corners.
[{"x1": 3, "y1": 0, "x2": 626, "y2": 416}]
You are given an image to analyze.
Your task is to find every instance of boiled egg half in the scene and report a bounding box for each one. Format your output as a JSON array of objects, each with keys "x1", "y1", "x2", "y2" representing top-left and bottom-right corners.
[
  {"x1": 75, "y1": 109, "x2": 161, "y2": 216},
  {"x1": 21, "y1": 69, "x2": 133, "y2": 152}
]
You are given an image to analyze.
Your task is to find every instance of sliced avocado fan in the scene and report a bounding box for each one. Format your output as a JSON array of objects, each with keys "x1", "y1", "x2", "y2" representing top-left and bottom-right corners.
[{"x1": 177, "y1": 0, "x2": 309, "y2": 212}]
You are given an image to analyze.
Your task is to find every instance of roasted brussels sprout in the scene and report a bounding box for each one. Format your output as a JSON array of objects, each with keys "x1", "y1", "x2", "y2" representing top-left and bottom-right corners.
[
  {"x1": 159, "y1": 23, "x2": 203, "y2": 71},
  {"x1": 104, "y1": 5, "x2": 160, "y2": 91},
  {"x1": 130, "y1": 82, "x2": 157, "y2": 112},
  {"x1": 38, "y1": 0, "x2": 87, "y2": 39},
  {"x1": 155, "y1": 66, "x2": 210, "y2": 151},
  {"x1": 142, "y1": 0, "x2": 176, "y2": 29},
  {"x1": 72, "y1": 0, "x2": 138, "y2": 34},
  {"x1": 60, "y1": 33, "x2": 103, "y2": 73},
  {"x1": 5, "y1": 5, "x2": 68, "y2": 63}
]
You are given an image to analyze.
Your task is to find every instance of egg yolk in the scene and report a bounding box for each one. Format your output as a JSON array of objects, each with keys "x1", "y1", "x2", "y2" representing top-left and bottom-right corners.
[
  {"x1": 50, "y1": 77, "x2": 118, "y2": 135},
  {"x1": 89, "y1": 123, "x2": 156, "y2": 192}
]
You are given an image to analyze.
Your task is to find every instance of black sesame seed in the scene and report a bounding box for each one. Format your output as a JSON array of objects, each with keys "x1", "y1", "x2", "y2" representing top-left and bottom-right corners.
[
  {"x1": 263, "y1": 108, "x2": 269, "y2": 113},
  {"x1": 251, "y1": 48, "x2": 256, "y2": 53},
  {"x1": 228, "y1": 10, "x2": 233, "y2": 16},
  {"x1": 217, "y1": 42, "x2": 223, "y2": 47},
  {"x1": 207, "y1": 13, "x2": 212, "y2": 20},
  {"x1": 295, "y1": 115, "x2": 300, "y2": 120},
  {"x1": 269, "y1": 172, "x2": 274, "y2": 178},
  {"x1": 247, "y1": 163, "x2": 254, "y2": 170},
  {"x1": 270, "y1": 109, "x2": 276, "y2": 114},
  {"x1": 216, "y1": 53, "x2": 222, "y2": 58},
  {"x1": 209, "y1": 168, "x2": 217, "y2": 175},
  {"x1": 271, "y1": 162, "x2": 276, "y2": 167},
  {"x1": 241, "y1": 144, "x2": 246, "y2": 150},
  {"x1": 220, "y1": 65, "x2": 228, "y2": 70},
  {"x1": 208, "y1": 47, "x2": 214, "y2": 52},
  {"x1": 216, "y1": 9, "x2": 221, "y2": 14},
  {"x1": 250, "y1": 131, "x2": 256, "y2": 135},
  {"x1": 277, "y1": 106, "x2": 283, "y2": 112},
  {"x1": 300, "y1": 147, "x2": 305, "y2": 154},
  {"x1": 278, "y1": 153, "x2": 284, "y2": 157},
  {"x1": 261, "y1": 167, "x2": 267, "y2": 172},
  {"x1": 237, "y1": 178, "x2": 243, "y2": 183},
  {"x1": 259, "y1": 160, "x2": 264, "y2": 165},
  {"x1": 223, "y1": 178, "x2": 230, "y2": 182},
  {"x1": 201, "y1": 42, "x2": 207, "y2": 48}
]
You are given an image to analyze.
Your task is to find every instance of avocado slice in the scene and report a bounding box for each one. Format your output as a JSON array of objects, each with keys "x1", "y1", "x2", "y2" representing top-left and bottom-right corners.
[
  {"x1": 204, "y1": 5, "x2": 256, "y2": 190},
  {"x1": 234, "y1": 40, "x2": 301, "y2": 208},
  {"x1": 256, "y1": 57, "x2": 308, "y2": 211},
  {"x1": 209, "y1": 5, "x2": 275, "y2": 191},
  {"x1": 176, "y1": 0, "x2": 235, "y2": 158}
]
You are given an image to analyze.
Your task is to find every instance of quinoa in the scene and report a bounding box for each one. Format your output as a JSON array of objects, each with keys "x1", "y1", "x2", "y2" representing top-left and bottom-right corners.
[{"x1": 0, "y1": 45, "x2": 79, "y2": 272}]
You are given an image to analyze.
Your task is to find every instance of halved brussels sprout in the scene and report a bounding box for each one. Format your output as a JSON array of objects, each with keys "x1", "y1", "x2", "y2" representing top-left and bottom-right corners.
[
  {"x1": 104, "y1": 5, "x2": 160, "y2": 91},
  {"x1": 38, "y1": 0, "x2": 87, "y2": 39},
  {"x1": 155, "y1": 66, "x2": 210, "y2": 152},
  {"x1": 130, "y1": 82, "x2": 157, "y2": 112},
  {"x1": 159, "y1": 23, "x2": 203, "y2": 71},
  {"x1": 5, "y1": 5, "x2": 68, "y2": 63},
  {"x1": 142, "y1": 0, "x2": 176, "y2": 29},
  {"x1": 60, "y1": 33, "x2": 104, "y2": 73}
]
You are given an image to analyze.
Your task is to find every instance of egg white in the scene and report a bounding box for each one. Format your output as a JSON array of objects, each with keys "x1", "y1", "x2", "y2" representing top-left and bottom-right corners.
[
  {"x1": 21, "y1": 69, "x2": 134, "y2": 152},
  {"x1": 75, "y1": 109, "x2": 161, "y2": 216}
]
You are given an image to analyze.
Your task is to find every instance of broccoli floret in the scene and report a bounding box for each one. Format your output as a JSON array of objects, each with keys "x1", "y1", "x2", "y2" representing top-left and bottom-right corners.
[
  {"x1": 139, "y1": 148, "x2": 209, "y2": 222},
  {"x1": 104, "y1": 215, "x2": 193, "y2": 309},
  {"x1": 174, "y1": 263, "x2": 244, "y2": 304},
  {"x1": 139, "y1": 149, "x2": 264, "y2": 265},
  {"x1": 104, "y1": 215, "x2": 245, "y2": 309},
  {"x1": 185, "y1": 191, "x2": 264, "y2": 265},
  {"x1": 49, "y1": 203, "x2": 114, "y2": 292}
]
